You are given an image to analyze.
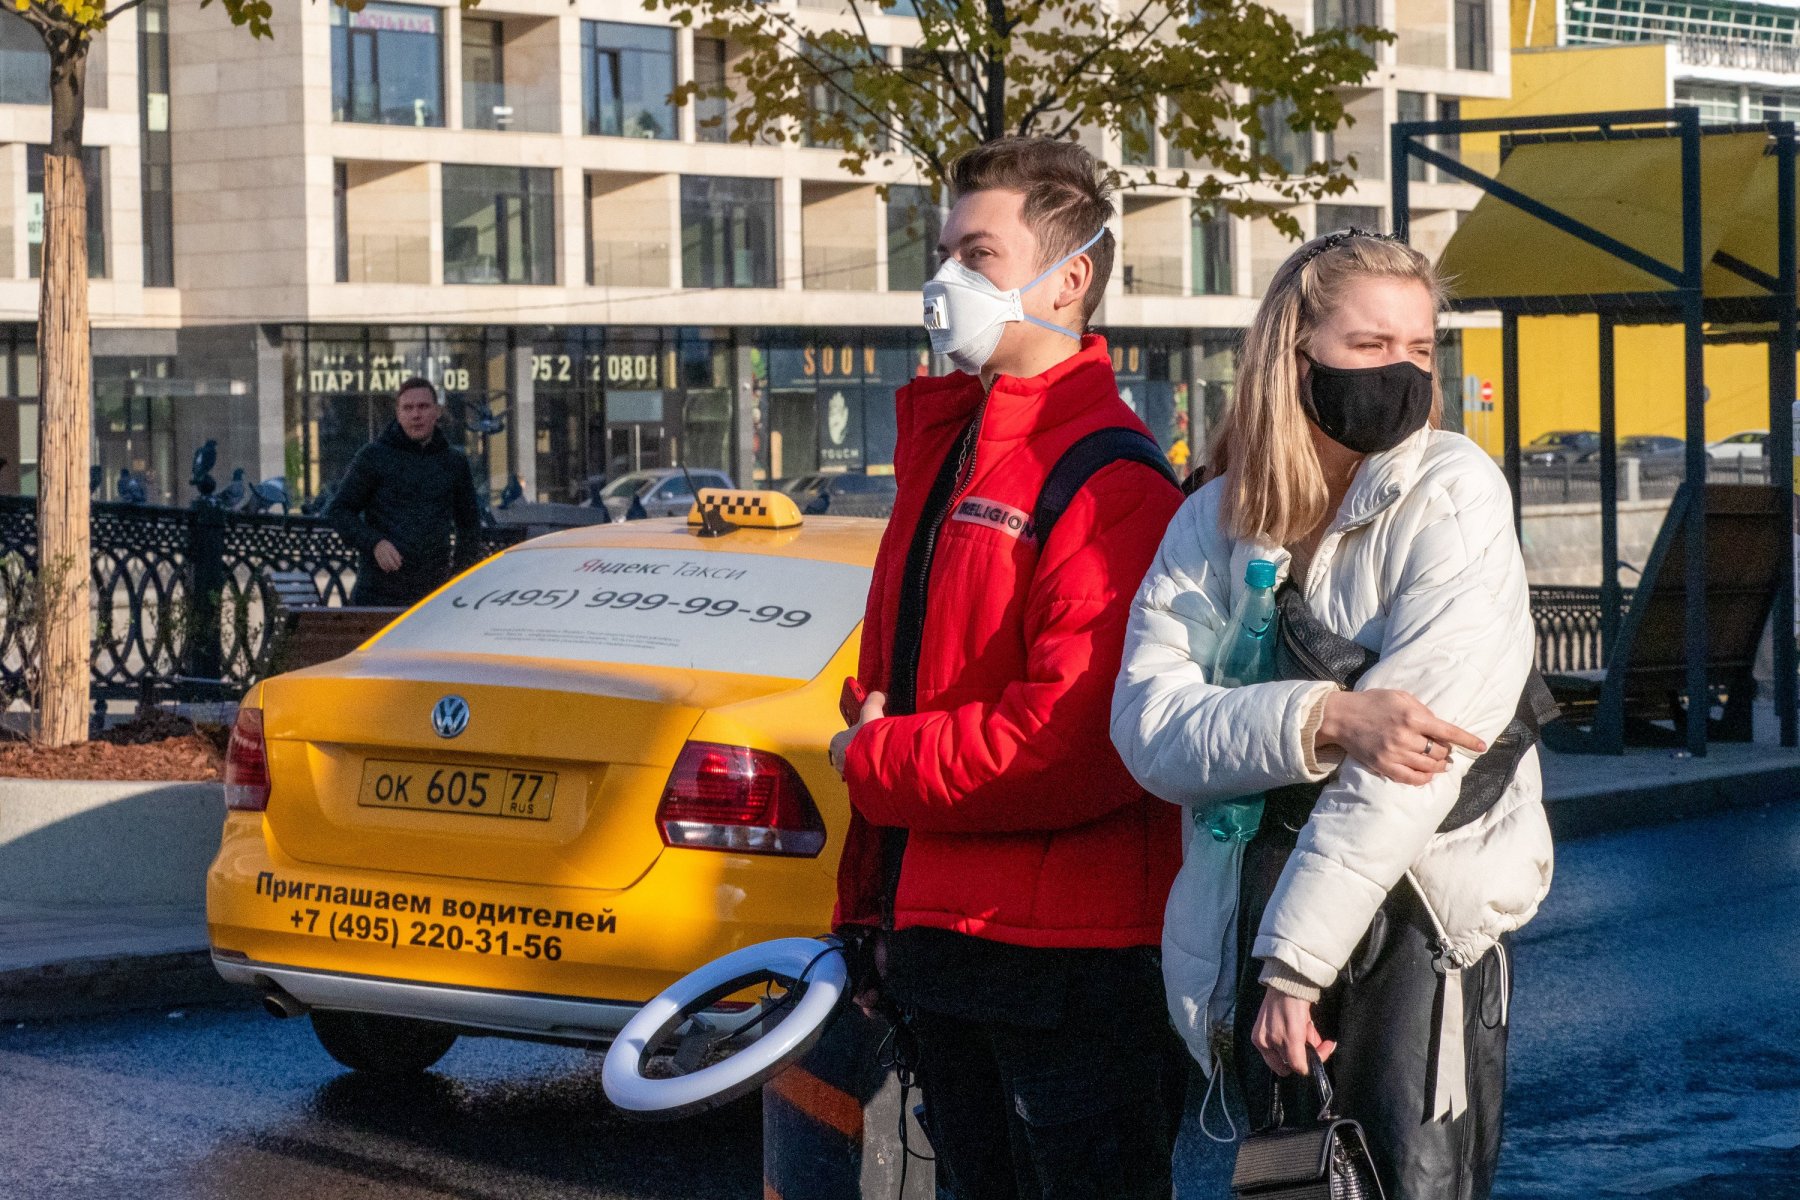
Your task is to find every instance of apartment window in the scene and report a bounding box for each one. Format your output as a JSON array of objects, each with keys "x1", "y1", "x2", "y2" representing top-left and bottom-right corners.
[
  {"x1": 462, "y1": 17, "x2": 504, "y2": 130},
  {"x1": 1258, "y1": 100, "x2": 1310, "y2": 174},
  {"x1": 1316, "y1": 0, "x2": 1379, "y2": 42},
  {"x1": 694, "y1": 37, "x2": 729, "y2": 144},
  {"x1": 331, "y1": 2, "x2": 444, "y2": 127},
  {"x1": 1121, "y1": 105, "x2": 1157, "y2": 167},
  {"x1": 442, "y1": 165, "x2": 556, "y2": 285},
  {"x1": 28, "y1": 146, "x2": 105, "y2": 278},
  {"x1": 1454, "y1": 0, "x2": 1490, "y2": 71},
  {"x1": 1317, "y1": 204, "x2": 1384, "y2": 235},
  {"x1": 1192, "y1": 206, "x2": 1233, "y2": 296},
  {"x1": 681, "y1": 176, "x2": 777, "y2": 289},
  {"x1": 1675, "y1": 80, "x2": 1742, "y2": 124},
  {"x1": 1437, "y1": 97, "x2": 1462, "y2": 171},
  {"x1": 333, "y1": 162, "x2": 349, "y2": 283},
  {"x1": 1757, "y1": 89, "x2": 1800, "y2": 122},
  {"x1": 138, "y1": 0, "x2": 172, "y2": 287},
  {"x1": 0, "y1": 9, "x2": 48, "y2": 105},
  {"x1": 886, "y1": 184, "x2": 943, "y2": 292},
  {"x1": 1397, "y1": 91, "x2": 1429, "y2": 183},
  {"x1": 804, "y1": 45, "x2": 888, "y2": 150},
  {"x1": 581, "y1": 20, "x2": 676, "y2": 140}
]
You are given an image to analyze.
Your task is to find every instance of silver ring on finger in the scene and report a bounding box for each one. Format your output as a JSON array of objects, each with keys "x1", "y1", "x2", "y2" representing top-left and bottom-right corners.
[{"x1": 1423, "y1": 737, "x2": 1435, "y2": 757}]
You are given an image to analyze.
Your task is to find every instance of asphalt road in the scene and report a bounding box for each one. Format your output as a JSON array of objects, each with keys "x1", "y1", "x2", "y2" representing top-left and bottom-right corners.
[{"x1": 2, "y1": 802, "x2": 1798, "y2": 1200}]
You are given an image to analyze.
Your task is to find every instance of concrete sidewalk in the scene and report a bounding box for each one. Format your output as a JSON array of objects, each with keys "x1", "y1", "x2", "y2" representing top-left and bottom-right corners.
[
  {"x1": 3, "y1": 739, "x2": 1799, "y2": 1023},
  {"x1": 0, "y1": 900, "x2": 229, "y2": 1020}
]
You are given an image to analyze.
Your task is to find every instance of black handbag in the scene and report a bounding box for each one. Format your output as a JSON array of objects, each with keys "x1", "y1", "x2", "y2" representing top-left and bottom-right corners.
[
  {"x1": 1231, "y1": 1051, "x2": 1387, "y2": 1200},
  {"x1": 1268, "y1": 581, "x2": 1560, "y2": 833}
]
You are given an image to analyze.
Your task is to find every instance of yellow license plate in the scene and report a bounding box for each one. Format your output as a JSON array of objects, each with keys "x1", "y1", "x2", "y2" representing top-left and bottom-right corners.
[{"x1": 358, "y1": 759, "x2": 556, "y2": 821}]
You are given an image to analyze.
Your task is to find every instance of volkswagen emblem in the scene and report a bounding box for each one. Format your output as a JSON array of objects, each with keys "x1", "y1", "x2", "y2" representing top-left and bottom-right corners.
[{"x1": 431, "y1": 695, "x2": 470, "y2": 739}]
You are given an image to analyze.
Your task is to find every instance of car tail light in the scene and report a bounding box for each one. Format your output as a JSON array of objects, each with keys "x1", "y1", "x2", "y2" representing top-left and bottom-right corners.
[
  {"x1": 224, "y1": 707, "x2": 272, "y2": 812},
  {"x1": 655, "y1": 742, "x2": 826, "y2": 857}
]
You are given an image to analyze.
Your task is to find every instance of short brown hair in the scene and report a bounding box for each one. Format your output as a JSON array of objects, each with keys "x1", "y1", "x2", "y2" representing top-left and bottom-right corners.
[{"x1": 947, "y1": 137, "x2": 1115, "y2": 320}]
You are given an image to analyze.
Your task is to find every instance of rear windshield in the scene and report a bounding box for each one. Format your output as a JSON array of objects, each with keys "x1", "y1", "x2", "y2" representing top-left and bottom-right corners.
[{"x1": 373, "y1": 546, "x2": 870, "y2": 681}]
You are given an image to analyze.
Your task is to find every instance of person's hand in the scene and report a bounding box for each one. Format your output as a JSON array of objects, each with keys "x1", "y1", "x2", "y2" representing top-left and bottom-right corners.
[
  {"x1": 1252, "y1": 987, "x2": 1336, "y2": 1077},
  {"x1": 828, "y1": 691, "x2": 887, "y2": 778},
  {"x1": 1317, "y1": 689, "x2": 1485, "y2": 785},
  {"x1": 373, "y1": 539, "x2": 403, "y2": 573}
]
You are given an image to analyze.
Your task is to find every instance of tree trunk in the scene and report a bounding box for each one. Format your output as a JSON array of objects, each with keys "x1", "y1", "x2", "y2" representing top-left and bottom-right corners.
[{"x1": 34, "y1": 43, "x2": 90, "y2": 747}]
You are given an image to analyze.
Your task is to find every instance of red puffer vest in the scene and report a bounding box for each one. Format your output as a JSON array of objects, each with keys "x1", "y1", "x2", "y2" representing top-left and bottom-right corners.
[{"x1": 835, "y1": 336, "x2": 1184, "y2": 949}]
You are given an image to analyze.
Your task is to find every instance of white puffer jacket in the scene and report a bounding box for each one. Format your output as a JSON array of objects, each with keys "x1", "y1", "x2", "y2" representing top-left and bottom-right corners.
[{"x1": 1111, "y1": 427, "x2": 1553, "y2": 1100}]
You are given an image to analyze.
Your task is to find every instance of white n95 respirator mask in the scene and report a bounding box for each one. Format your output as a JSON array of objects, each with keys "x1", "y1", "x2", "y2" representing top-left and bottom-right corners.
[{"x1": 922, "y1": 228, "x2": 1108, "y2": 373}]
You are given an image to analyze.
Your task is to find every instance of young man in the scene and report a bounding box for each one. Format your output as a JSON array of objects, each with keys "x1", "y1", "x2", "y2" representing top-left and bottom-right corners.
[
  {"x1": 326, "y1": 377, "x2": 485, "y2": 607},
  {"x1": 827, "y1": 138, "x2": 1187, "y2": 1199}
]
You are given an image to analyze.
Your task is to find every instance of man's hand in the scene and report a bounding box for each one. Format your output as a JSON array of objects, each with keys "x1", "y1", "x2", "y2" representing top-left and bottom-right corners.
[
  {"x1": 373, "y1": 539, "x2": 403, "y2": 573},
  {"x1": 829, "y1": 690, "x2": 887, "y2": 778},
  {"x1": 1252, "y1": 987, "x2": 1336, "y2": 1077},
  {"x1": 1317, "y1": 688, "x2": 1486, "y2": 785}
]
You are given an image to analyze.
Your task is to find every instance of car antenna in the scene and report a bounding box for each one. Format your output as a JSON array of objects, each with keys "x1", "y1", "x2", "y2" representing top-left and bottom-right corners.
[{"x1": 680, "y1": 461, "x2": 736, "y2": 539}]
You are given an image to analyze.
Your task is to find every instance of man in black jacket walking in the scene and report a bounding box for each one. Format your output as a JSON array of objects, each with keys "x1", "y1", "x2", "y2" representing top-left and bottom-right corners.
[{"x1": 327, "y1": 377, "x2": 484, "y2": 607}]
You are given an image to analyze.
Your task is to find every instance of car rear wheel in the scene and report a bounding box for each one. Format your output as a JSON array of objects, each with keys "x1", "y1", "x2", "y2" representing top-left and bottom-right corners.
[{"x1": 310, "y1": 1011, "x2": 458, "y2": 1075}]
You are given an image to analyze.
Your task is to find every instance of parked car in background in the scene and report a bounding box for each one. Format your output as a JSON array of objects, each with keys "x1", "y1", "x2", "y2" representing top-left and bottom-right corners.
[
  {"x1": 1617, "y1": 435, "x2": 1687, "y2": 475},
  {"x1": 1708, "y1": 430, "x2": 1768, "y2": 460},
  {"x1": 600, "y1": 469, "x2": 734, "y2": 520},
  {"x1": 1523, "y1": 430, "x2": 1601, "y2": 466},
  {"x1": 783, "y1": 471, "x2": 899, "y2": 515}
]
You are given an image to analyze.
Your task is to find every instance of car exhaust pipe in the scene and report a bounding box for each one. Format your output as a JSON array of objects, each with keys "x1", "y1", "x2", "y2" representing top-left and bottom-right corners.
[{"x1": 261, "y1": 989, "x2": 308, "y2": 1020}]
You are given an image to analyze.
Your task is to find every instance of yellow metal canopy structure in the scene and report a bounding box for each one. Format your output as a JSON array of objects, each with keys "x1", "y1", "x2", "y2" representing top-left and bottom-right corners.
[
  {"x1": 1391, "y1": 108, "x2": 1798, "y2": 755},
  {"x1": 1436, "y1": 130, "x2": 1772, "y2": 302}
]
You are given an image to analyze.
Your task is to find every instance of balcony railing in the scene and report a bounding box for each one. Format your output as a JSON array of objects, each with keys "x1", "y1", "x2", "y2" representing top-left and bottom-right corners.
[
  {"x1": 590, "y1": 239, "x2": 672, "y2": 289},
  {"x1": 343, "y1": 234, "x2": 431, "y2": 286},
  {"x1": 1677, "y1": 32, "x2": 1800, "y2": 75},
  {"x1": 462, "y1": 80, "x2": 560, "y2": 134}
]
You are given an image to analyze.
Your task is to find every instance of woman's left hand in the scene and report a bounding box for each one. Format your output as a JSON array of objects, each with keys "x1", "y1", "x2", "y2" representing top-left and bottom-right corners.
[{"x1": 1252, "y1": 988, "x2": 1337, "y2": 1076}]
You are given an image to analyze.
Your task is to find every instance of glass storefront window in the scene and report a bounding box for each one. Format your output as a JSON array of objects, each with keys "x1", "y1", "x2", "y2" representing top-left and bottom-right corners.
[
  {"x1": 886, "y1": 184, "x2": 942, "y2": 293},
  {"x1": 758, "y1": 331, "x2": 926, "y2": 482},
  {"x1": 581, "y1": 20, "x2": 676, "y2": 140},
  {"x1": 443, "y1": 165, "x2": 557, "y2": 285},
  {"x1": 681, "y1": 176, "x2": 778, "y2": 289},
  {"x1": 331, "y1": 1, "x2": 444, "y2": 127},
  {"x1": 27, "y1": 146, "x2": 106, "y2": 279}
]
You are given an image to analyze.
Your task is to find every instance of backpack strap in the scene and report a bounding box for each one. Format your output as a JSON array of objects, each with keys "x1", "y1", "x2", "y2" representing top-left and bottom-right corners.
[{"x1": 1032, "y1": 428, "x2": 1180, "y2": 551}]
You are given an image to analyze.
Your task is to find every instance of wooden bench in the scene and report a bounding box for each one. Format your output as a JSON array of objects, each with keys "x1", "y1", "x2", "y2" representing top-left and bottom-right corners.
[
  {"x1": 259, "y1": 570, "x2": 401, "y2": 676},
  {"x1": 1542, "y1": 482, "x2": 1782, "y2": 754}
]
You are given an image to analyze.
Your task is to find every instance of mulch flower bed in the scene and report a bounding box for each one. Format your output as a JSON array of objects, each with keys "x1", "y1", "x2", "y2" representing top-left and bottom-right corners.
[{"x1": 0, "y1": 710, "x2": 228, "y2": 782}]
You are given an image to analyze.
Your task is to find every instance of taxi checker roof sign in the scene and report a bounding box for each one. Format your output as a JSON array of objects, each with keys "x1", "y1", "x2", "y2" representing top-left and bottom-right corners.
[{"x1": 375, "y1": 547, "x2": 870, "y2": 681}]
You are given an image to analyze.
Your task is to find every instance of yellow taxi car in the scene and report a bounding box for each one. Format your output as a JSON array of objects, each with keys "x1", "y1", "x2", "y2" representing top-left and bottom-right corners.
[{"x1": 207, "y1": 490, "x2": 878, "y2": 1074}]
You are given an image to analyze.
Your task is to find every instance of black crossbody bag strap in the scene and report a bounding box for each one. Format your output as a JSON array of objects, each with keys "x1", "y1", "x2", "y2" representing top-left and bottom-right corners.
[
  {"x1": 875, "y1": 425, "x2": 1177, "y2": 926},
  {"x1": 1271, "y1": 581, "x2": 1559, "y2": 833}
]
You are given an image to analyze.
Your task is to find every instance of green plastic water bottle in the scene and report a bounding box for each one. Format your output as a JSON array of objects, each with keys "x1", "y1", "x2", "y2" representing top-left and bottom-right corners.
[{"x1": 1201, "y1": 559, "x2": 1279, "y2": 843}]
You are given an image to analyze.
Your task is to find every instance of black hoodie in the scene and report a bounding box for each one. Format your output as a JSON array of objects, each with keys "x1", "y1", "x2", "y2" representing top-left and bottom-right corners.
[{"x1": 326, "y1": 421, "x2": 483, "y2": 598}]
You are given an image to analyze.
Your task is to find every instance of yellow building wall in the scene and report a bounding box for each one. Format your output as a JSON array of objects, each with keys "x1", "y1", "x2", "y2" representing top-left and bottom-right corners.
[
  {"x1": 1451, "y1": 43, "x2": 1785, "y2": 452},
  {"x1": 1462, "y1": 322, "x2": 1780, "y2": 451}
]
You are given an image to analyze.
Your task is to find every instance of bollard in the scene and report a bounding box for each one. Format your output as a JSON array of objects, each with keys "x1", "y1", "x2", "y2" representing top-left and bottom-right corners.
[{"x1": 763, "y1": 1003, "x2": 937, "y2": 1200}]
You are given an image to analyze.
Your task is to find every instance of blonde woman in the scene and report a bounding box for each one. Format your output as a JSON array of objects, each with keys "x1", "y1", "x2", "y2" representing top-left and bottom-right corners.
[{"x1": 1111, "y1": 231, "x2": 1552, "y2": 1200}]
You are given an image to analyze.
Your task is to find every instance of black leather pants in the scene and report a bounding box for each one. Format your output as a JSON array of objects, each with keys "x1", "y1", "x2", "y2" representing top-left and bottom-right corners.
[{"x1": 1235, "y1": 827, "x2": 1512, "y2": 1200}]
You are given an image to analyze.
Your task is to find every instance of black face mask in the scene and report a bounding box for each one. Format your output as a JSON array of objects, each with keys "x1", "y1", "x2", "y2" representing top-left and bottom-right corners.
[{"x1": 1301, "y1": 354, "x2": 1434, "y2": 455}]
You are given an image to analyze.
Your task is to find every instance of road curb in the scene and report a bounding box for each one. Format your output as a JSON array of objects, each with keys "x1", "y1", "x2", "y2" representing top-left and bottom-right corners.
[
  {"x1": 1544, "y1": 756, "x2": 1800, "y2": 839},
  {"x1": 0, "y1": 948, "x2": 241, "y2": 1022}
]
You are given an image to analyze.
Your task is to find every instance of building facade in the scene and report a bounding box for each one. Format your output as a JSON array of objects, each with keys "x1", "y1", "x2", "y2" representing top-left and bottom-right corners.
[
  {"x1": 0, "y1": 0, "x2": 1506, "y2": 507},
  {"x1": 1451, "y1": 0, "x2": 1800, "y2": 451}
]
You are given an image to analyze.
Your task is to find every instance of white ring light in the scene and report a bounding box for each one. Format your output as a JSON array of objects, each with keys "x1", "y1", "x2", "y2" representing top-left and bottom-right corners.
[{"x1": 602, "y1": 936, "x2": 848, "y2": 1120}]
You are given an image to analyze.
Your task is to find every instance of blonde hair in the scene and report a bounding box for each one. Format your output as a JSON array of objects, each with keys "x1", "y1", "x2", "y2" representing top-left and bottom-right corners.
[{"x1": 1206, "y1": 231, "x2": 1446, "y2": 546}]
